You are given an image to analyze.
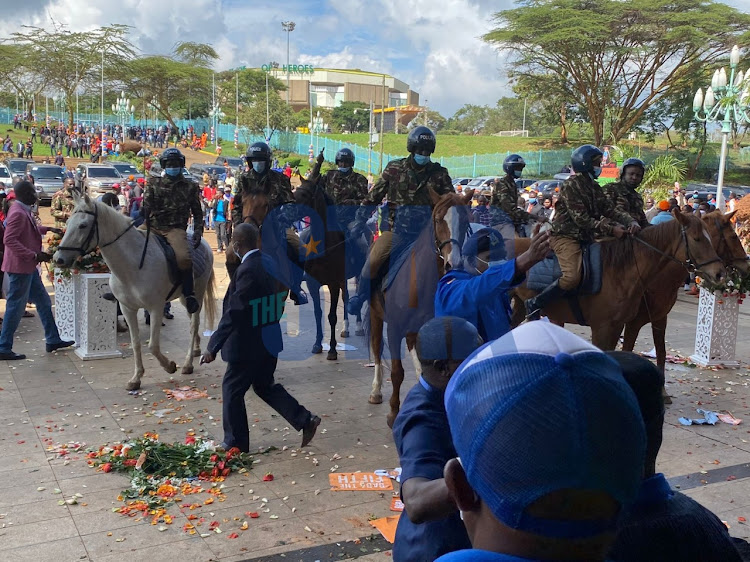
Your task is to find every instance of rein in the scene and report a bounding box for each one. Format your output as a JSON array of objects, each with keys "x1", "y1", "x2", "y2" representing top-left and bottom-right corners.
[{"x1": 631, "y1": 225, "x2": 722, "y2": 274}]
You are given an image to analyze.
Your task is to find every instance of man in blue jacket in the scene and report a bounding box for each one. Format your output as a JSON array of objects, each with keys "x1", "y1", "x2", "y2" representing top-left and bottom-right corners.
[
  {"x1": 201, "y1": 223, "x2": 320, "y2": 451},
  {"x1": 435, "y1": 227, "x2": 550, "y2": 341}
]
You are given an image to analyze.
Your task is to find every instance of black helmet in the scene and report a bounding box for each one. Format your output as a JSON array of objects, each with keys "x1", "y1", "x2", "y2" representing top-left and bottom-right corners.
[
  {"x1": 407, "y1": 126, "x2": 436, "y2": 154},
  {"x1": 335, "y1": 148, "x2": 355, "y2": 167},
  {"x1": 620, "y1": 157, "x2": 645, "y2": 180},
  {"x1": 502, "y1": 154, "x2": 526, "y2": 175},
  {"x1": 571, "y1": 145, "x2": 604, "y2": 174},
  {"x1": 159, "y1": 147, "x2": 185, "y2": 169},
  {"x1": 246, "y1": 142, "x2": 272, "y2": 162}
]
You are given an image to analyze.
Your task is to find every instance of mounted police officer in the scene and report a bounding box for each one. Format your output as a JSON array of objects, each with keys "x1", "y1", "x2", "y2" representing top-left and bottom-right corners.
[
  {"x1": 489, "y1": 154, "x2": 542, "y2": 238},
  {"x1": 603, "y1": 158, "x2": 650, "y2": 229},
  {"x1": 525, "y1": 145, "x2": 640, "y2": 320},
  {"x1": 347, "y1": 126, "x2": 454, "y2": 314},
  {"x1": 232, "y1": 141, "x2": 308, "y2": 305},
  {"x1": 142, "y1": 147, "x2": 203, "y2": 314}
]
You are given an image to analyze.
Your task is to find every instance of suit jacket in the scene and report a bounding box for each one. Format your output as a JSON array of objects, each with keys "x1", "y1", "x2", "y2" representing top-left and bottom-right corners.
[
  {"x1": 207, "y1": 251, "x2": 284, "y2": 363},
  {"x1": 2, "y1": 202, "x2": 49, "y2": 274}
]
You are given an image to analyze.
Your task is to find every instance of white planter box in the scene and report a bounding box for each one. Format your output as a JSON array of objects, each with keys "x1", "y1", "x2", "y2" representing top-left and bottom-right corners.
[
  {"x1": 53, "y1": 269, "x2": 77, "y2": 342},
  {"x1": 73, "y1": 273, "x2": 122, "y2": 360},
  {"x1": 690, "y1": 288, "x2": 741, "y2": 367}
]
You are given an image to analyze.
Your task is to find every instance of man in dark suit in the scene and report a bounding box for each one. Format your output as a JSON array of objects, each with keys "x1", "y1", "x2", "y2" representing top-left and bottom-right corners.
[{"x1": 201, "y1": 223, "x2": 321, "y2": 452}]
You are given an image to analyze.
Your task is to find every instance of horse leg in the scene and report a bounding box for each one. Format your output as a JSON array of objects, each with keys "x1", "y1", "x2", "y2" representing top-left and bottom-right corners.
[
  {"x1": 388, "y1": 358, "x2": 405, "y2": 429},
  {"x1": 340, "y1": 284, "x2": 350, "y2": 338},
  {"x1": 121, "y1": 305, "x2": 144, "y2": 390},
  {"x1": 406, "y1": 333, "x2": 421, "y2": 379},
  {"x1": 354, "y1": 277, "x2": 365, "y2": 336},
  {"x1": 308, "y1": 278, "x2": 323, "y2": 354},
  {"x1": 327, "y1": 284, "x2": 340, "y2": 360},
  {"x1": 369, "y1": 308, "x2": 384, "y2": 405},
  {"x1": 651, "y1": 316, "x2": 672, "y2": 404},
  {"x1": 147, "y1": 307, "x2": 177, "y2": 374},
  {"x1": 181, "y1": 310, "x2": 200, "y2": 375},
  {"x1": 591, "y1": 323, "x2": 624, "y2": 351}
]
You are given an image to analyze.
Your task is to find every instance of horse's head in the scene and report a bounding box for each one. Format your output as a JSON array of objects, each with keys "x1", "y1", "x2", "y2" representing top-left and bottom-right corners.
[
  {"x1": 53, "y1": 193, "x2": 101, "y2": 267},
  {"x1": 243, "y1": 191, "x2": 271, "y2": 228},
  {"x1": 430, "y1": 188, "x2": 474, "y2": 270},
  {"x1": 702, "y1": 210, "x2": 750, "y2": 275},
  {"x1": 674, "y1": 209, "x2": 726, "y2": 284}
]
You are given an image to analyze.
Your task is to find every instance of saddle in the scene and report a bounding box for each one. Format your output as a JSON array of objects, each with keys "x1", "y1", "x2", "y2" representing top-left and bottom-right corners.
[
  {"x1": 527, "y1": 242, "x2": 602, "y2": 295},
  {"x1": 382, "y1": 236, "x2": 419, "y2": 293},
  {"x1": 150, "y1": 230, "x2": 209, "y2": 287}
]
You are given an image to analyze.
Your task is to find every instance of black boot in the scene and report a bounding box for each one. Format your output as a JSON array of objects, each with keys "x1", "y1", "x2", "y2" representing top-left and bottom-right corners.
[
  {"x1": 181, "y1": 269, "x2": 200, "y2": 314},
  {"x1": 525, "y1": 280, "x2": 566, "y2": 321}
]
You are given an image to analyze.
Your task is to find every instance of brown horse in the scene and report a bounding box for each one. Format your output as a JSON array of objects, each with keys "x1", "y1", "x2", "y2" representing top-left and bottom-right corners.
[
  {"x1": 621, "y1": 211, "x2": 749, "y2": 375},
  {"x1": 367, "y1": 189, "x2": 473, "y2": 427},
  {"x1": 508, "y1": 211, "x2": 725, "y2": 350}
]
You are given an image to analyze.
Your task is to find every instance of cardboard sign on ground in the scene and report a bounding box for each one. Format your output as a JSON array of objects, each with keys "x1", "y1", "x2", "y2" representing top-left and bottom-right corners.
[
  {"x1": 328, "y1": 472, "x2": 394, "y2": 491},
  {"x1": 369, "y1": 515, "x2": 400, "y2": 543},
  {"x1": 390, "y1": 497, "x2": 404, "y2": 512}
]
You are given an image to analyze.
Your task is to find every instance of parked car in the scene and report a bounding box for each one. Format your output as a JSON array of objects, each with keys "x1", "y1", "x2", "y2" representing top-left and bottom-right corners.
[
  {"x1": 515, "y1": 178, "x2": 539, "y2": 191},
  {"x1": 452, "y1": 177, "x2": 471, "y2": 189},
  {"x1": 110, "y1": 162, "x2": 144, "y2": 182},
  {"x1": 214, "y1": 156, "x2": 244, "y2": 168},
  {"x1": 4, "y1": 158, "x2": 35, "y2": 183},
  {"x1": 466, "y1": 176, "x2": 497, "y2": 191},
  {"x1": 0, "y1": 163, "x2": 12, "y2": 187},
  {"x1": 76, "y1": 163, "x2": 123, "y2": 197},
  {"x1": 26, "y1": 164, "x2": 65, "y2": 204},
  {"x1": 188, "y1": 164, "x2": 228, "y2": 183},
  {"x1": 686, "y1": 183, "x2": 747, "y2": 203}
]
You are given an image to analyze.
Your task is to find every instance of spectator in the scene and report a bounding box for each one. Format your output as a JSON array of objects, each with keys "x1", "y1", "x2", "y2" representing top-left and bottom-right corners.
[
  {"x1": 668, "y1": 197, "x2": 679, "y2": 211},
  {"x1": 606, "y1": 351, "x2": 744, "y2": 562},
  {"x1": 532, "y1": 195, "x2": 553, "y2": 222},
  {"x1": 435, "y1": 228, "x2": 549, "y2": 342},
  {"x1": 525, "y1": 190, "x2": 539, "y2": 214},
  {"x1": 392, "y1": 317, "x2": 482, "y2": 562},
  {"x1": 645, "y1": 197, "x2": 658, "y2": 221},
  {"x1": 0, "y1": 181, "x2": 73, "y2": 360},
  {"x1": 54, "y1": 151, "x2": 65, "y2": 167},
  {"x1": 214, "y1": 187, "x2": 229, "y2": 253},
  {"x1": 727, "y1": 191, "x2": 738, "y2": 213},
  {"x1": 471, "y1": 192, "x2": 491, "y2": 227},
  {"x1": 438, "y1": 322, "x2": 646, "y2": 562},
  {"x1": 682, "y1": 204, "x2": 694, "y2": 215},
  {"x1": 650, "y1": 200, "x2": 674, "y2": 225}
]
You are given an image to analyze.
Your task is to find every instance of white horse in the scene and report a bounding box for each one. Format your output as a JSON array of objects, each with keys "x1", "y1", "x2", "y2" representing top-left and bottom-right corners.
[{"x1": 53, "y1": 194, "x2": 217, "y2": 390}]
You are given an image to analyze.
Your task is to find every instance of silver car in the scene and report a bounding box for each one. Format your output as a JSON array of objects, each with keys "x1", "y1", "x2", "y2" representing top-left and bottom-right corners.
[
  {"x1": 27, "y1": 164, "x2": 65, "y2": 204},
  {"x1": 76, "y1": 164, "x2": 123, "y2": 197}
]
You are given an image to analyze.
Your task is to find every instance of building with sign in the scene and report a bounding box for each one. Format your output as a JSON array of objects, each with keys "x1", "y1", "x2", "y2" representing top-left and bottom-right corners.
[{"x1": 259, "y1": 66, "x2": 420, "y2": 114}]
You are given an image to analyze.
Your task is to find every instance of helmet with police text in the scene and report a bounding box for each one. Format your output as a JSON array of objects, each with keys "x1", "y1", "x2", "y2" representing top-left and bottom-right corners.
[
  {"x1": 571, "y1": 145, "x2": 604, "y2": 175},
  {"x1": 619, "y1": 157, "x2": 646, "y2": 180},
  {"x1": 335, "y1": 148, "x2": 355, "y2": 167},
  {"x1": 246, "y1": 142, "x2": 272, "y2": 162},
  {"x1": 159, "y1": 147, "x2": 185, "y2": 169},
  {"x1": 407, "y1": 126, "x2": 436, "y2": 155},
  {"x1": 502, "y1": 154, "x2": 526, "y2": 175}
]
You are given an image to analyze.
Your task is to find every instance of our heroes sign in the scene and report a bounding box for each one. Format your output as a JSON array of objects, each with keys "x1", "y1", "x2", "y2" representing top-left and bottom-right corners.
[{"x1": 261, "y1": 63, "x2": 315, "y2": 74}]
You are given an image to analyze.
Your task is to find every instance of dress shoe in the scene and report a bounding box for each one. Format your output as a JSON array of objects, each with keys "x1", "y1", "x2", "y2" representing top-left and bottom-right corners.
[
  {"x1": 163, "y1": 311, "x2": 175, "y2": 320},
  {"x1": 102, "y1": 292, "x2": 117, "y2": 302},
  {"x1": 301, "y1": 415, "x2": 321, "y2": 448},
  {"x1": 47, "y1": 340, "x2": 74, "y2": 353},
  {"x1": 347, "y1": 294, "x2": 365, "y2": 315},
  {"x1": 0, "y1": 351, "x2": 26, "y2": 360},
  {"x1": 290, "y1": 290, "x2": 308, "y2": 306}
]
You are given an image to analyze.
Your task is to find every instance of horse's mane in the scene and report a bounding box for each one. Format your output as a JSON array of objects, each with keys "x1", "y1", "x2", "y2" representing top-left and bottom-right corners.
[{"x1": 600, "y1": 216, "x2": 685, "y2": 271}]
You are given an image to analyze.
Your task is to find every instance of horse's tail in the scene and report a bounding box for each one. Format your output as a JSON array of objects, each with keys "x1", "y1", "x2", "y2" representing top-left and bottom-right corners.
[{"x1": 203, "y1": 268, "x2": 218, "y2": 330}]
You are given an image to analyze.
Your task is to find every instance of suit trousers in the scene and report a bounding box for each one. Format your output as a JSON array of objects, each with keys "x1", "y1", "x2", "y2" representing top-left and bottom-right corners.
[{"x1": 222, "y1": 352, "x2": 311, "y2": 452}]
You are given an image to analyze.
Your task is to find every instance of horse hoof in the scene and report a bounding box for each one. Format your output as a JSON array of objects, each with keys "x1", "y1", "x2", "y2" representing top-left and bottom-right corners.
[
  {"x1": 340, "y1": 330, "x2": 349, "y2": 338},
  {"x1": 311, "y1": 344, "x2": 323, "y2": 354},
  {"x1": 355, "y1": 329, "x2": 365, "y2": 336},
  {"x1": 193, "y1": 349, "x2": 201, "y2": 358},
  {"x1": 126, "y1": 381, "x2": 141, "y2": 391},
  {"x1": 387, "y1": 413, "x2": 397, "y2": 429},
  {"x1": 182, "y1": 366, "x2": 194, "y2": 375},
  {"x1": 368, "y1": 394, "x2": 382, "y2": 405},
  {"x1": 166, "y1": 361, "x2": 177, "y2": 374},
  {"x1": 327, "y1": 350, "x2": 338, "y2": 361}
]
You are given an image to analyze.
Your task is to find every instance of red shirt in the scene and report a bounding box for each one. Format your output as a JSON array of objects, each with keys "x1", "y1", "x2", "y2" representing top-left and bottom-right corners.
[{"x1": 203, "y1": 186, "x2": 216, "y2": 201}]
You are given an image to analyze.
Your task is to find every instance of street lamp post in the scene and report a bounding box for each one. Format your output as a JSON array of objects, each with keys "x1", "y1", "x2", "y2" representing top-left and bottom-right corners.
[
  {"x1": 281, "y1": 21, "x2": 295, "y2": 105},
  {"x1": 693, "y1": 45, "x2": 750, "y2": 212},
  {"x1": 112, "y1": 91, "x2": 134, "y2": 140}
]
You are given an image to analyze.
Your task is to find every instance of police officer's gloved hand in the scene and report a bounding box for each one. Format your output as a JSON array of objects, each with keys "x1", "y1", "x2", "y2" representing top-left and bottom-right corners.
[{"x1": 192, "y1": 233, "x2": 202, "y2": 249}]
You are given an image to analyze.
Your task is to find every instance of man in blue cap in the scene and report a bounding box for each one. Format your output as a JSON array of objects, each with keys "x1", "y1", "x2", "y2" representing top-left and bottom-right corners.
[
  {"x1": 392, "y1": 316, "x2": 483, "y2": 562},
  {"x1": 435, "y1": 227, "x2": 549, "y2": 342},
  {"x1": 439, "y1": 322, "x2": 647, "y2": 561}
]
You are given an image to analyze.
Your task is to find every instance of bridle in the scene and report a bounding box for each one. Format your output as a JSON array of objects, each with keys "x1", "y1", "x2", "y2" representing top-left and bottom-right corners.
[
  {"x1": 713, "y1": 216, "x2": 749, "y2": 270},
  {"x1": 57, "y1": 203, "x2": 135, "y2": 256},
  {"x1": 631, "y1": 224, "x2": 723, "y2": 274},
  {"x1": 433, "y1": 207, "x2": 473, "y2": 265}
]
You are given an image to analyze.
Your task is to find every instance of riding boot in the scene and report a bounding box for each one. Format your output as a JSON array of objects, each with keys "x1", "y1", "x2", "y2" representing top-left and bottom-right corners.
[
  {"x1": 181, "y1": 269, "x2": 200, "y2": 314},
  {"x1": 525, "y1": 279, "x2": 567, "y2": 321}
]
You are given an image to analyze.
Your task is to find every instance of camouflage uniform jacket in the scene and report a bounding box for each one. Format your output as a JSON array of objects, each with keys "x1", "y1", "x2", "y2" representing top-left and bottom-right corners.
[
  {"x1": 51, "y1": 188, "x2": 75, "y2": 228},
  {"x1": 603, "y1": 181, "x2": 650, "y2": 229},
  {"x1": 322, "y1": 169, "x2": 368, "y2": 226},
  {"x1": 489, "y1": 175, "x2": 531, "y2": 227},
  {"x1": 143, "y1": 174, "x2": 203, "y2": 235},
  {"x1": 551, "y1": 173, "x2": 635, "y2": 242},
  {"x1": 356, "y1": 157, "x2": 454, "y2": 235},
  {"x1": 232, "y1": 169, "x2": 294, "y2": 226}
]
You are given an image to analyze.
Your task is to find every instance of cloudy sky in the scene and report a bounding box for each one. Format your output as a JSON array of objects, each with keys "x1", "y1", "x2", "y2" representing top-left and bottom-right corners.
[{"x1": 0, "y1": 0, "x2": 517, "y2": 117}]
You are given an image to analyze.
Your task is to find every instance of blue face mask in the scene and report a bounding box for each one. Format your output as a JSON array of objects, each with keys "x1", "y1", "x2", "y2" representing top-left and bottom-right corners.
[
  {"x1": 165, "y1": 167, "x2": 181, "y2": 177},
  {"x1": 413, "y1": 154, "x2": 430, "y2": 166},
  {"x1": 252, "y1": 161, "x2": 266, "y2": 174},
  {"x1": 337, "y1": 167, "x2": 351, "y2": 174},
  {"x1": 693, "y1": 203, "x2": 700, "y2": 210},
  {"x1": 528, "y1": 198, "x2": 537, "y2": 204},
  {"x1": 592, "y1": 166, "x2": 602, "y2": 179},
  {"x1": 513, "y1": 169, "x2": 523, "y2": 179}
]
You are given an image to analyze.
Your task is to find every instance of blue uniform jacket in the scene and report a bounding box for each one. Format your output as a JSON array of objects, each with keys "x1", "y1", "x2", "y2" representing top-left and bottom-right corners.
[{"x1": 435, "y1": 260, "x2": 520, "y2": 342}]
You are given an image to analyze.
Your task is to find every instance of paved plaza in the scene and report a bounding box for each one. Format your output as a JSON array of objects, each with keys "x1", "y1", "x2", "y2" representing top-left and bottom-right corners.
[{"x1": 1, "y1": 228, "x2": 750, "y2": 561}]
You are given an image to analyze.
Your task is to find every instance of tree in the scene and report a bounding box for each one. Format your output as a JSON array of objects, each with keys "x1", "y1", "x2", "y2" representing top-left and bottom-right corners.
[
  {"x1": 484, "y1": 0, "x2": 750, "y2": 145},
  {"x1": 446, "y1": 104, "x2": 490, "y2": 134},
  {"x1": 242, "y1": 89, "x2": 295, "y2": 134},
  {"x1": 331, "y1": 101, "x2": 368, "y2": 133},
  {"x1": 215, "y1": 69, "x2": 286, "y2": 125},
  {"x1": 0, "y1": 45, "x2": 47, "y2": 119},
  {"x1": 9, "y1": 22, "x2": 136, "y2": 126}
]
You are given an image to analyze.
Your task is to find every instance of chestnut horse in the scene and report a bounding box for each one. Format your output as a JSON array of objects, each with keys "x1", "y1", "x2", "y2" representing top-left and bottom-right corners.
[{"x1": 621, "y1": 211, "x2": 748, "y2": 376}]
